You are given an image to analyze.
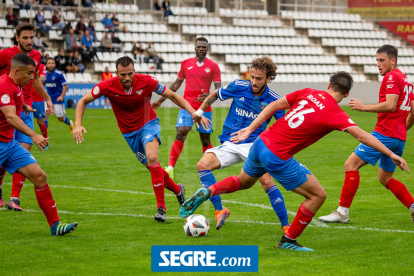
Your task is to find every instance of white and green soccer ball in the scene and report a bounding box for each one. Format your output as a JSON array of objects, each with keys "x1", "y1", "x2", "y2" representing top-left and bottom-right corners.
[{"x1": 183, "y1": 214, "x2": 210, "y2": 237}]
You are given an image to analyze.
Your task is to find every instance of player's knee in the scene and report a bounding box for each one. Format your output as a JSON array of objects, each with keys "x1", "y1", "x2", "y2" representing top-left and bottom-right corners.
[
  {"x1": 344, "y1": 159, "x2": 357, "y2": 171},
  {"x1": 175, "y1": 132, "x2": 187, "y2": 142},
  {"x1": 260, "y1": 179, "x2": 274, "y2": 190},
  {"x1": 378, "y1": 175, "x2": 392, "y2": 186},
  {"x1": 201, "y1": 139, "x2": 210, "y2": 147},
  {"x1": 33, "y1": 170, "x2": 47, "y2": 187},
  {"x1": 316, "y1": 190, "x2": 327, "y2": 204},
  {"x1": 57, "y1": 116, "x2": 64, "y2": 122},
  {"x1": 196, "y1": 158, "x2": 211, "y2": 171},
  {"x1": 146, "y1": 152, "x2": 159, "y2": 164}
]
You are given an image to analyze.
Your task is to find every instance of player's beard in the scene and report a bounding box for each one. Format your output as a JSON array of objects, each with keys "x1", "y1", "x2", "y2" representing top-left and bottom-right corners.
[
  {"x1": 18, "y1": 43, "x2": 32, "y2": 53},
  {"x1": 252, "y1": 83, "x2": 266, "y2": 95}
]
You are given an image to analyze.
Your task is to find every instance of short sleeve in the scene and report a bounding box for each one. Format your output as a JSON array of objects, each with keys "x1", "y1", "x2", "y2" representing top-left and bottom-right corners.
[
  {"x1": 145, "y1": 75, "x2": 161, "y2": 96},
  {"x1": 0, "y1": 50, "x2": 8, "y2": 70},
  {"x1": 273, "y1": 109, "x2": 285, "y2": 120},
  {"x1": 154, "y1": 82, "x2": 166, "y2": 95},
  {"x1": 383, "y1": 73, "x2": 400, "y2": 95},
  {"x1": 90, "y1": 81, "x2": 108, "y2": 99},
  {"x1": 0, "y1": 86, "x2": 16, "y2": 109},
  {"x1": 60, "y1": 73, "x2": 67, "y2": 86},
  {"x1": 177, "y1": 62, "x2": 185, "y2": 80},
  {"x1": 328, "y1": 110, "x2": 358, "y2": 132},
  {"x1": 217, "y1": 81, "x2": 238, "y2": 101},
  {"x1": 213, "y1": 63, "x2": 221, "y2": 83},
  {"x1": 285, "y1": 89, "x2": 304, "y2": 107}
]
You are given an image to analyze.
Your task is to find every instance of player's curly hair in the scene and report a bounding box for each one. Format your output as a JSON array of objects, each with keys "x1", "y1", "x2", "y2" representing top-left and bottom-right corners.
[
  {"x1": 250, "y1": 56, "x2": 277, "y2": 81},
  {"x1": 329, "y1": 71, "x2": 353, "y2": 95},
  {"x1": 15, "y1": 23, "x2": 34, "y2": 38}
]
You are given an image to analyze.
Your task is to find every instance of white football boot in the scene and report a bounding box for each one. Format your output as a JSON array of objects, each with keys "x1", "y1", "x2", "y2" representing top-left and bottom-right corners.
[{"x1": 318, "y1": 210, "x2": 349, "y2": 224}]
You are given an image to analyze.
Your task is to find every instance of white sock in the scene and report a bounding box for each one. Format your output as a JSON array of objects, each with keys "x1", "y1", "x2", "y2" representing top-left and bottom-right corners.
[
  {"x1": 167, "y1": 166, "x2": 174, "y2": 170},
  {"x1": 337, "y1": 206, "x2": 349, "y2": 216}
]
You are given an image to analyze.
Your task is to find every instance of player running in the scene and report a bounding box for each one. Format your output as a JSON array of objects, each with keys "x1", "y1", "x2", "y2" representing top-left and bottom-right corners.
[
  {"x1": 319, "y1": 45, "x2": 414, "y2": 224},
  {"x1": 152, "y1": 37, "x2": 221, "y2": 179},
  {"x1": 0, "y1": 54, "x2": 77, "y2": 235},
  {"x1": 180, "y1": 71, "x2": 409, "y2": 251},
  {"x1": 32, "y1": 63, "x2": 49, "y2": 142},
  {"x1": 45, "y1": 58, "x2": 74, "y2": 133},
  {"x1": 0, "y1": 23, "x2": 54, "y2": 211},
  {"x1": 195, "y1": 57, "x2": 290, "y2": 232},
  {"x1": 73, "y1": 56, "x2": 210, "y2": 222}
]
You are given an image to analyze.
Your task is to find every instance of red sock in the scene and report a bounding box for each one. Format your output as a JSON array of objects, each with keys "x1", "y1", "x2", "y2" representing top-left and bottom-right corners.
[
  {"x1": 34, "y1": 184, "x2": 59, "y2": 227},
  {"x1": 39, "y1": 123, "x2": 48, "y2": 138},
  {"x1": 168, "y1": 140, "x2": 184, "y2": 167},
  {"x1": 386, "y1": 178, "x2": 414, "y2": 208},
  {"x1": 210, "y1": 176, "x2": 241, "y2": 197},
  {"x1": 149, "y1": 163, "x2": 165, "y2": 210},
  {"x1": 0, "y1": 167, "x2": 6, "y2": 186},
  {"x1": 339, "y1": 170, "x2": 360, "y2": 208},
  {"x1": 11, "y1": 173, "x2": 25, "y2": 198},
  {"x1": 163, "y1": 169, "x2": 181, "y2": 195},
  {"x1": 202, "y1": 143, "x2": 213, "y2": 153},
  {"x1": 286, "y1": 203, "x2": 315, "y2": 240}
]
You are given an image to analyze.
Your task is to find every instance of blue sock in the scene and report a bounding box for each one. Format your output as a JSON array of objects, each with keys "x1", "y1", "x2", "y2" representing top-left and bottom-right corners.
[
  {"x1": 266, "y1": 185, "x2": 289, "y2": 229},
  {"x1": 199, "y1": 170, "x2": 223, "y2": 211},
  {"x1": 44, "y1": 119, "x2": 48, "y2": 128},
  {"x1": 63, "y1": 116, "x2": 70, "y2": 125}
]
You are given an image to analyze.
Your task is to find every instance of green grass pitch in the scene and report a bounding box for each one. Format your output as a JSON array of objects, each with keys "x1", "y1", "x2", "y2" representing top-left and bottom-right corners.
[{"x1": 0, "y1": 107, "x2": 413, "y2": 275}]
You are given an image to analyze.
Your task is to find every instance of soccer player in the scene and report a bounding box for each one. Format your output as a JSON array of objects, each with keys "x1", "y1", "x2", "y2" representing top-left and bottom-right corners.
[
  {"x1": 180, "y1": 72, "x2": 409, "y2": 251},
  {"x1": 195, "y1": 57, "x2": 290, "y2": 232},
  {"x1": 0, "y1": 23, "x2": 54, "y2": 211},
  {"x1": 32, "y1": 62, "x2": 48, "y2": 140},
  {"x1": 152, "y1": 37, "x2": 221, "y2": 179},
  {"x1": 319, "y1": 45, "x2": 414, "y2": 224},
  {"x1": 0, "y1": 54, "x2": 77, "y2": 235},
  {"x1": 45, "y1": 58, "x2": 74, "y2": 133},
  {"x1": 73, "y1": 56, "x2": 210, "y2": 222}
]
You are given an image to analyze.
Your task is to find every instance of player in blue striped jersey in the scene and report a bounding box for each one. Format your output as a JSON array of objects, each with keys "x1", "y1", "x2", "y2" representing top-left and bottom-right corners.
[{"x1": 191, "y1": 57, "x2": 290, "y2": 232}]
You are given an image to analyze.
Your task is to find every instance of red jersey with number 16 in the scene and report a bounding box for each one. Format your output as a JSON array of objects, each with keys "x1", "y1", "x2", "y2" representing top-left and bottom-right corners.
[
  {"x1": 260, "y1": 89, "x2": 358, "y2": 161},
  {"x1": 374, "y1": 69, "x2": 413, "y2": 141},
  {"x1": 0, "y1": 46, "x2": 41, "y2": 107},
  {"x1": 31, "y1": 63, "x2": 46, "y2": 102}
]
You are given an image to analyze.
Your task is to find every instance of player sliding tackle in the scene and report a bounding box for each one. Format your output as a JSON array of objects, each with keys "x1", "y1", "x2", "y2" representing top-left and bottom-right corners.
[
  {"x1": 0, "y1": 54, "x2": 77, "y2": 236},
  {"x1": 194, "y1": 56, "x2": 290, "y2": 233},
  {"x1": 180, "y1": 71, "x2": 409, "y2": 251},
  {"x1": 73, "y1": 56, "x2": 210, "y2": 222}
]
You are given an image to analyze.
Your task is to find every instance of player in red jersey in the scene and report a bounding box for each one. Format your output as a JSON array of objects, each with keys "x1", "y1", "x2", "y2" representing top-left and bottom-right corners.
[
  {"x1": 0, "y1": 54, "x2": 77, "y2": 235},
  {"x1": 0, "y1": 23, "x2": 54, "y2": 210},
  {"x1": 152, "y1": 37, "x2": 221, "y2": 179},
  {"x1": 180, "y1": 72, "x2": 409, "y2": 251},
  {"x1": 73, "y1": 56, "x2": 210, "y2": 222},
  {"x1": 31, "y1": 63, "x2": 49, "y2": 140},
  {"x1": 319, "y1": 45, "x2": 414, "y2": 224}
]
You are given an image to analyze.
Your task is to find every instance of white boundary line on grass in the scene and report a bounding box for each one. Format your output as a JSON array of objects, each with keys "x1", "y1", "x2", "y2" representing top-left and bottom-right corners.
[{"x1": 3, "y1": 183, "x2": 413, "y2": 233}]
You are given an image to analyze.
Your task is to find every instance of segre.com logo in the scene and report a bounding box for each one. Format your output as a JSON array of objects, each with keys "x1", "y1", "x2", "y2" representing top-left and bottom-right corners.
[{"x1": 151, "y1": 245, "x2": 258, "y2": 272}]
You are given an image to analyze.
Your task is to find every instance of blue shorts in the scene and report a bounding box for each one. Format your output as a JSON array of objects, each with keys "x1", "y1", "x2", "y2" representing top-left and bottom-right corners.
[
  {"x1": 32, "y1": 101, "x2": 46, "y2": 119},
  {"x1": 122, "y1": 118, "x2": 161, "y2": 165},
  {"x1": 0, "y1": 139, "x2": 37, "y2": 174},
  {"x1": 15, "y1": 112, "x2": 34, "y2": 146},
  {"x1": 243, "y1": 137, "x2": 312, "y2": 191},
  {"x1": 354, "y1": 131, "x2": 406, "y2": 172},
  {"x1": 175, "y1": 109, "x2": 213, "y2": 133}
]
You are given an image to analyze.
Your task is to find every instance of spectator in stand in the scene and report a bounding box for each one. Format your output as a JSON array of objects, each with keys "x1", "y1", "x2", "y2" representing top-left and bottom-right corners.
[
  {"x1": 72, "y1": 51, "x2": 85, "y2": 73},
  {"x1": 41, "y1": 49, "x2": 48, "y2": 65},
  {"x1": 156, "y1": 54, "x2": 164, "y2": 70},
  {"x1": 87, "y1": 21, "x2": 97, "y2": 42},
  {"x1": 34, "y1": 31, "x2": 49, "y2": 50},
  {"x1": 154, "y1": 0, "x2": 161, "y2": 10},
  {"x1": 101, "y1": 66, "x2": 112, "y2": 109},
  {"x1": 64, "y1": 0, "x2": 75, "y2": 6},
  {"x1": 79, "y1": 43, "x2": 98, "y2": 64},
  {"x1": 111, "y1": 32, "x2": 124, "y2": 52},
  {"x1": 75, "y1": 18, "x2": 87, "y2": 38},
  {"x1": 6, "y1": 8, "x2": 18, "y2": 27},
  {"x1": 99, "y1": 31, "x2": 112, "y2": 52},
  {"x1": 144, "y1": 42, "x2": 159, "y2": 64},
  {"x1": 65, "y1": 28, "x2": 79, "y2": 50},
  {"x1": 162, "y1": 1, "x2": 174, "y2": 18},
  {"x1": 82, "y1": 0, "x2": 94, "y2": 8},
  {"x1": 65, "y1": 50, "x2": 74, "y2": 72},
  {"x1": 101, "y1": 12, "x2": 117, "y2": 33},
  {"x1": 16, "y1": 0, "x2": 31, "y2": 10},
  {"x1": 131, "y1": 41, "x2": 144, "y2": 62},
  {"x1": 34, "y1": 8, "x2": 52, "y2": 36},
  {"x1": 111, "y1": 12, "x2": 128, "y2": 32},
  {"x1": 61, "y1": 22, "x2": 72, "y2": 35},
  {"x1": 52, "y1": 10, "x2": 65, "y2": 30},
  {"x1": 54, "y1": 48, "x2": 66, "y2": 71},
  {"x1": 81, "y1": 29, "x2": 94, "y2": 49}
]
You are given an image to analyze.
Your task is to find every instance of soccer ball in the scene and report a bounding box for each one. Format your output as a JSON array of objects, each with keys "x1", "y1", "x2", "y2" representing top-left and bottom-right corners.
[{"x1": 183, "y1": 214, "x2": 210, "y2": 237}]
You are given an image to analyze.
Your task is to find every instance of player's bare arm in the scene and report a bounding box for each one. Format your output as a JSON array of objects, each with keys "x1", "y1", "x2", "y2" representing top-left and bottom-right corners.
[
  {"x1": 162, "y1": 87, "x2": 211, "y2": 130},
  {"x1": 349, "y1": 94, "x2": 398, "y2": 113},
  {"x1": 406, "y1": 100, "x2": 414, "y2": 130},
  {"x1": 197, "y1": 82, "x2": 221, "y2": 102},
  {"x1": 73, "y1": 90, "x2": 94, "y2": 144},
  {"x1": 33, "y1": 71, "x2": 54, "y2": 116},
  {"x1": 1, "y1": 105, "x2": 48, "y2": 151},
  {"x1": 57, "y1": 84, "x2": 69, "y2": 102},
  {"x1": 231, "y1": 97, "x2": 289, "y2": 143},
  {"x1": 346, "y1": 126, "x2": 409, "y2": 172},
  {"x1": 23, "y1": 102, "x2": 36, "y2": 115},
  {"x1": 152, "y1": 78, "x2": 184, "y2": 109},
  {"x1": 199, "y1": 89, "x2": 218, "y2": 111}
]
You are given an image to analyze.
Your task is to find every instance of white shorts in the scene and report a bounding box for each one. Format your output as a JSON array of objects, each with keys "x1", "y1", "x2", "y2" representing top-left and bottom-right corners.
[
  {"x1": 205, "y1": 141, "x2": 253, "y2": 169},
  {"x1": 54, "y1": 103, "x2": 66, "y2": 117}
]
